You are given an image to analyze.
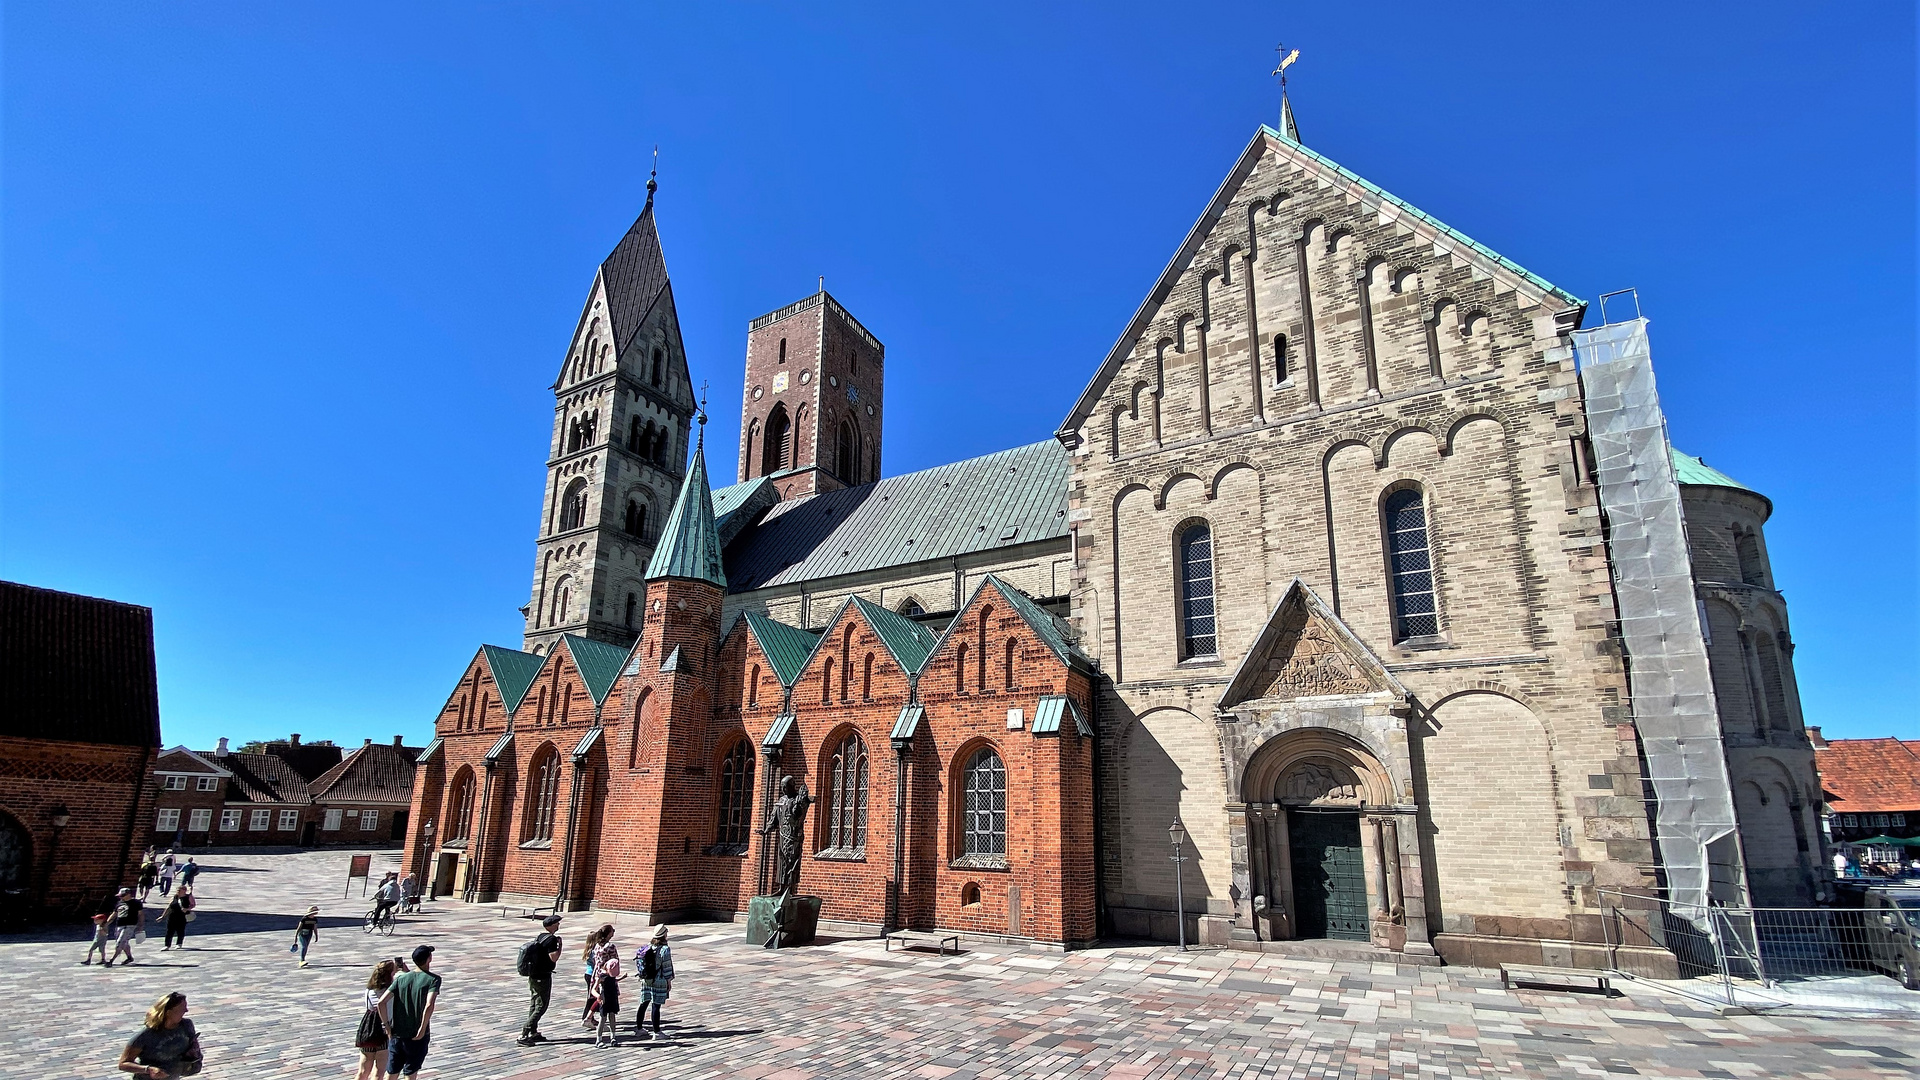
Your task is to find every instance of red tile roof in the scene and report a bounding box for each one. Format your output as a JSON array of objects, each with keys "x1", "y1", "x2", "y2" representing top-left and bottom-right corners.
[
  {"x1": 1817, "y1": 738, "x2": 1920, "y2": 813},
  {"x1": 307, "y1": 743, "x2": 419, "y2": 805}
]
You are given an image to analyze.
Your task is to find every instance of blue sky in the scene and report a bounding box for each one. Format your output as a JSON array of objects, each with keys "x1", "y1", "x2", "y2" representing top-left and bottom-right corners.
[{"x1": 3, "y1": 3, "x2": 1913, "y2": 749}]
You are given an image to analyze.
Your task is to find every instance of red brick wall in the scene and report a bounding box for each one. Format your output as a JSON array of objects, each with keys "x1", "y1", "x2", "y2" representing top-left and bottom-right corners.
[{"x1": 0, "y1": 736, "x2": 153, "y2": 912}]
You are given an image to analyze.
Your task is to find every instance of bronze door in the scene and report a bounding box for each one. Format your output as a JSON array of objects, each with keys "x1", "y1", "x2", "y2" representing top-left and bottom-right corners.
[{"x1": 1288, "y1": 810, "x2": 1368, "y2": 941}]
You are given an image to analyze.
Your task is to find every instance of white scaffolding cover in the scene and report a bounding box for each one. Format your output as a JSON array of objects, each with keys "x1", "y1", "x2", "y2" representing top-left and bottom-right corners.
[{"x1": 1574, "y1": 318, "x2": 1740, "y2": 915}]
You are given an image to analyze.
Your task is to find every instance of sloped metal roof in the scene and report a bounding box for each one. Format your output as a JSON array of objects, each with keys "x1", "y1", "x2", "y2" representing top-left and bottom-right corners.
[
  {"x1": 481, "y1": 645, "x2": 545, "y2": 717},
  {"x1": 562, "y1": 635, "x2": 632, "y2": 707},
  {"x1": 743, "y1": 612, "x2": 822, "y2": 687},
  {"x1": 890, "y1": 704, "x2": 925, "y2": 742},
  {"x1": 598, "y1": 198, "x2": 670, "y2": 357},
  {"x1": 1671, "y1": 449, "x2": 1757, "y2": 495},
  {"x1": 484, "y1": 730, "x2": 515, "y2": 764},
  {"x1": 571, "y1": 726, "x2": 602, "y2": 761},
  {"x1": 722, "y1": 440, "x2": 1070, "y2": 592},
  {"x1": 648, "y1": 442, "x2": 727, "y2": 586},
  {"x1": 763, "y1": 712, "x2": 795, "y2": 750},
  {"x1": 851, "y1": 596, "x2": 939, "y2": 675},
  {"x1": 1032, "y1": 695, "x2": 1093, "y2": 738},
  {"x1": 978, "y1": 574, "x2": 1090, "y2": 669}
]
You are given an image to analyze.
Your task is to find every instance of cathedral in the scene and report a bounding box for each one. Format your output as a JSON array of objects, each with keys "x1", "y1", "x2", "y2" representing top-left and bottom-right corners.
[{"x1": 403, "y1": 106, "x2": 1821, "y2": 969}]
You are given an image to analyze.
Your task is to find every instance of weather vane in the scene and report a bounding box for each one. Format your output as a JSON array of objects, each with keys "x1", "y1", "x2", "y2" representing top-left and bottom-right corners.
[{"x1": 1272, "y1": 43, "x2": 1300, "y2": 86}]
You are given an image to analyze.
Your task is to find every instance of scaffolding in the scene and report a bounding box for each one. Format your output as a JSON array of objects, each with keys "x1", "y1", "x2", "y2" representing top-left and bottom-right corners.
[{"x1": 1574, "y1": 300, "x2": 1743, "y2": 919}]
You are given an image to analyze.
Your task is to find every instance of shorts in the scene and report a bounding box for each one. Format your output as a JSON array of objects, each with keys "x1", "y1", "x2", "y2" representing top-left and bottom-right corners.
[{"x1": 387, "y1": 1035, "x2": 429, "y2": 1075}]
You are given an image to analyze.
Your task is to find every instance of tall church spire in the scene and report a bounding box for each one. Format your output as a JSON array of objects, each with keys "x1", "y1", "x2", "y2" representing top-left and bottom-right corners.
[{"x1": 646, "y1": 406, "x2": 726, "y2": 588}]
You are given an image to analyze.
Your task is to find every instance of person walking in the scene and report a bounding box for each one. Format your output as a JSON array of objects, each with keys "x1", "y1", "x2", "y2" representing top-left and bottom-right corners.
[
  {"x1": 577, "y1": 924, "x2": 612, "y2": 1028},
  {"x1": 292, "y1": 905, "x2": 320, "y2": 967},
  {"x1": 108, "y1": 888, "x2": 146, "y2": 966},
  {"x1": 161, "y1": 887, "x2": 194, "y2": 951},
  {"x1": 592, "y1": 929, "x2": 624, "y2": 1048},
  {"x1": 356, "y1": 959, "x2": 399, "y2": 1080},
  {"x1": 633, "y1": 925, "x2": 674, "y2": 1040},
  {"x1": 117, "y1": 991, "x2": 202, "y2": 1078},
  {"x1": 386, "y1": 944, "x2": 441, "y2": 1078},
  {"x1": 156, "y1": 853, "x2": 176, "y2": 899},
  {"x1": 179, "y1": 857, "x2": 200, "y2": 893},
  {"x1": 516, "y1": 915, "x2": 562, "y2": 1047},
  {"x1": 136, "y1": 853, "x2": 157, "y2": 901},
  {"x1": 84, "y1": 908, "x2": 114, "y2": 966}
]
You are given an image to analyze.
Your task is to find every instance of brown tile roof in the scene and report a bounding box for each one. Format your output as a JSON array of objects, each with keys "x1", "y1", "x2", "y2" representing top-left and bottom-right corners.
[
  {"x1": 308, "y1": 743, "x2": 419, "y2": 805},
  {"x1": 220, "y1": 752, "x2": 310, "y2": 806},
  {"x1": 1817, "y1": 738, "x2": 1920, "y2": 813},
  {"x1": 0, "y1": 580, "x2": 160, "y2": 748}
]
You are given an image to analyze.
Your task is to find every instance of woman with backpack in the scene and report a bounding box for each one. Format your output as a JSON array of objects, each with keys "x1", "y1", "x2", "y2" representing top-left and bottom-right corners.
[
  {"x1": 354, "y1": 959, "x2": 398, "y2": 1080},
  {"x1": 633, "y1": 925, "x2": 674, "y2": 1040}
]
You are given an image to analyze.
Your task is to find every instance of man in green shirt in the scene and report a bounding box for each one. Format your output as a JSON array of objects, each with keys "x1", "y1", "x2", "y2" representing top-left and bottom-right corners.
[{"x1": 387, "y1": 945, "x2": 441, "y2": 1077}]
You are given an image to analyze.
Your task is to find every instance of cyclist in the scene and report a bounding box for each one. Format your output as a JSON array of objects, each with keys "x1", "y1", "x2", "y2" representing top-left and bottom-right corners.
[{"x1": 370, "y1": 873, "x2": 400, "y2": 927}]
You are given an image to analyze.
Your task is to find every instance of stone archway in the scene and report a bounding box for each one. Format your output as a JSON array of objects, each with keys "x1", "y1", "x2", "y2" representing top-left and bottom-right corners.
[{"x1": 1236, "y1": 729, "x2": 1427, "y2": 952}]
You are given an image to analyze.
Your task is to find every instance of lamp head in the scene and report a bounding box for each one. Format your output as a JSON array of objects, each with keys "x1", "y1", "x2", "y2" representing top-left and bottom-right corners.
[
  {"x1": 49, "y1": 806, "x2": 71, "y2": 829},
  {"x1": 1168, "y1": 819, "x2": 1187, "y2": 847}
]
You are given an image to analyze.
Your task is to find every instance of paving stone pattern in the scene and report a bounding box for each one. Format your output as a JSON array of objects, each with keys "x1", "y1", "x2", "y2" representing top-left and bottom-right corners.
[{"x1": 2, "y1": 851, "x2": 1914, "y2": 1079}]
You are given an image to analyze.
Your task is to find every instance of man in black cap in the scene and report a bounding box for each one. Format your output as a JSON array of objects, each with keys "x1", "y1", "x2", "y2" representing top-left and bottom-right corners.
[
  {"x1": 517, "y1": 915, "x2": 563, "y2": 1046},
  {"x1": 386, "y1": 945, "x2": 440, "y2": 1077}
]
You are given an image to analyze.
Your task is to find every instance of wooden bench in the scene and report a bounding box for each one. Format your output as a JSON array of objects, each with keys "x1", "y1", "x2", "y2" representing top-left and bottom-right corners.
[
  {"x1": 1500, "y1": 964, "x2": 1612, "y2": 995},
  {"x1": 886, "y1": 930, "x2": 961, "y2": 956},
  {"x1": 497, "y1": 903, "x2": 557, "y2": 919}
]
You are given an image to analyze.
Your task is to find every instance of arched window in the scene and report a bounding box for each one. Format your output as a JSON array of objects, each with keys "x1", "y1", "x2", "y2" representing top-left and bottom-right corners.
[
  {"x1": 836, "y1": 421, "x2": 858, "y2": 484},
  {"x1": 822, "y1": 730, "x2": 869, "y2": 854},
  {"x1": 1003, "y1": 638, "x2": 1017, "y2": 690},
  {"x1": 628, "y1": 415, "x2": 644, "y2": 452},
  {"x1": 861, "y1": 653, "x2": 874, "y2": 701},
  {"x1": 977, "y1": 606, "x2": 992, "y2": 691},
  {"x1": 627, "y1": 689, "x2": 651, "y2": 769},
  {"x1": 624, "y1": 592, "x2": 637, "y2": 629},
  {"x1": 714, "y1": 739, "x2": 754, "y2": 852},
  {"x1": 650, "y1": 348, "x2": 664, "y2": 387},
  {"x1": 1757, "y1": 634, "x2": 1792, "y2": 731},
  {"x1": 897, "y1": 597, "x2": 925, "y2": 618},
  {"x1": 1736, "y1": 529, "x2": 1765, "y2": 586},
  {"x1": 1383, "y1": 488, "x2": 1438, "y2": 640},
  {"x1": 747, "y1": 665, "x2": 761, "y2": 707},
  {"x1": 1273, "y1": 333, "x2": 1289, "y2": 383},
  {"x1": 550, "y1": 576, "x2": 573, "y2": 626},
  {"x1": 960, "y1": 746, "x2": 1007, "y2": 859},
  {"x1": 559, "y1": 480, "x2": 589, "y2": 532},
  {"x1": 653, "y1": 427, "x2": 670, "y2": 466},
  {"x1": 625, "y1": 499, "x2": 646, "y2": 539},
  {"x1": 448, "y1": 769, "x2": 475, "y2": 842},
  {"x1": 523, "y1": 746, "x2": 562, "y2": 844},
  {"x1": 1177, "y1": 523, "x2": 1218, "y2": 658},
  {"x1": 821, "y1": 657, "x2": 834, "y2": 705},
  {"x1": 955, "y1": 642, "x2": 968, "y2": 694},
  {"x1": 476, "y1": 691, "x2": 489, "y2": 731},
  {"x1": 0, "y1": 812, "x2": 30, "y2": 890},
  {"x1": 762, "y1": 406, "x2": 791, "y2": 475},
  {"x1": 840, "y1": 625, "x2": 854, "y2": 701},
  {"x1": 777, "y1": 338, "x2": 787, "y2": 364}
]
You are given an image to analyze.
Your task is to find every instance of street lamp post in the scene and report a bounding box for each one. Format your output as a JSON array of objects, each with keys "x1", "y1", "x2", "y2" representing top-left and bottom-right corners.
[
  {"x1": 45, "y1": 806, "x2": 71, "y2": 910},
  {"x1": 1169, "y1": 819, "x2": 1188, "y2": 952},
  {"x1": 420, "y1": 820, "x2": 436, "y2": 899}
]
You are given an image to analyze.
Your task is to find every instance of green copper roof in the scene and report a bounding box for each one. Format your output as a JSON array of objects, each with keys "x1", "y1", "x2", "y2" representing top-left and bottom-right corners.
[
  {"x1": 850, "y1": 597, "x2": 940, "y2": 676},
  {"x1": 763, "y1": 712, "x2": 795, "y2": 749},
  {"x1": 1031, "y1": 695, "x2": 1092, "y2": 738},
  {"x1": 890, "y1": 704, "x2": 925, "y2": 742},
  {"x1": 743, "y1": 612, "x2": 822, "y2": 687},
  {"x1": 562, "y1": 635, "x2": 631, "y2": 707},
  {"x1": 980, "y1": 574, "x2": 1089, "y2": 670},
  {"x1": 1671, "y1": 449, "x2": 1755, "y2": 493},
  {"x1": 480, "y1": 645, "x2": 546, "y2": 716},
  {"x1": 647, "y1": 440, "x2": 727, "y2": 587},
  {"x1": 570, "y1": 726, "x2": 602, "y2": 761}
]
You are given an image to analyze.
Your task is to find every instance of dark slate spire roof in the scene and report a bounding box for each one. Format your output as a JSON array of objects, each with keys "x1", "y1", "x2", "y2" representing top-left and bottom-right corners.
[
  {"x1": 647, "y1": 439, "x2": 727, "y2": 586},
  {"x1": 599, "y1": 195, "x2": 670, "y2": 357}
]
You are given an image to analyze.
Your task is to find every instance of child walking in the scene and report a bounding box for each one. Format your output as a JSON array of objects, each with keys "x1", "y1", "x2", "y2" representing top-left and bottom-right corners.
[
  {"x1": 634, "y1": 925, "x2": 674, "y2": 1040},
  {"x1": 577, "y1": 924, "x2": 612, "y2": 1027},
  {"x1": 592, "y1": 928, "x2": 623, "y2": 1048},
  {"x1": 83, "y1": 910, "x2": 112, "y2": 965},
  {"x1": 291, "y1": 905, "x2": 319, "y2": 967}
]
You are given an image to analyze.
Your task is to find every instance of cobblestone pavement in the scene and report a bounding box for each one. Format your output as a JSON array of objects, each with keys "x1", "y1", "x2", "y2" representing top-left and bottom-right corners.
[{"x1": 3, "y1": 851, "x2": 1916, "y2": 1079}]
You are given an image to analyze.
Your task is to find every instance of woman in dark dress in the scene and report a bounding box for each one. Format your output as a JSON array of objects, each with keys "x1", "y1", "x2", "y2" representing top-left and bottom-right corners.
[
  {"x1": 161, "y1": 888, "x2": 193, "y2": 950},
  {"x1": 118, "y1": 992, "x2": 201, "y2": 1078}
]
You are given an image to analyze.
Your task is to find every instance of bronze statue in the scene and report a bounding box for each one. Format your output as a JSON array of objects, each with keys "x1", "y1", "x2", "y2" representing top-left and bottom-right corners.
[{"x1": 761, "y1": 775, "x2": 814, "y2": 947}]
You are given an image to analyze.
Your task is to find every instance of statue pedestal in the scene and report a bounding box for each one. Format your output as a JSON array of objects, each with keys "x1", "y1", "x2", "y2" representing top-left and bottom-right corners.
[{"x1": 745, "y1": 894, "x2": 822, "y2": 947}]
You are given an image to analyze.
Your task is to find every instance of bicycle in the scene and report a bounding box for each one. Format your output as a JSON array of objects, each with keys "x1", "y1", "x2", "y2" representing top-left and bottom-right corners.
[{"x1": 363, "y1": 904, "x2": 396, "y2": 935}]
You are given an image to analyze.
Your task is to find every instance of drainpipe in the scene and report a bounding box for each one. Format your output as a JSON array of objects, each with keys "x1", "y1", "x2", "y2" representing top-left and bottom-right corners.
[
  {"x1": 758, "y1": 682, "x2": 794, "y2": 897},
  {"x1": 554, "y1": 724, "x2": 594, "y2": 914},
  {"x1": 889, "y1": 671, "x2": 920, "y2": 933}
]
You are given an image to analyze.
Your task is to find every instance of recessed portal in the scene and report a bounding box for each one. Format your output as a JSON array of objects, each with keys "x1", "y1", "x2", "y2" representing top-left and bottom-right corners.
[{"x1": 1287, "y1": 809, "x2": 1368, "y2": 941}]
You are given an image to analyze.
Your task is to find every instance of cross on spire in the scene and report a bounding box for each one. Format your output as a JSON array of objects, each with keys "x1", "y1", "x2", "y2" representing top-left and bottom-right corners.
[
  {"x1": 646, "y1": 145, "x2": 659, "y2": 205},
  {"x1": 1272, "y1": 44, "x2": 1301, "y2": 142}
]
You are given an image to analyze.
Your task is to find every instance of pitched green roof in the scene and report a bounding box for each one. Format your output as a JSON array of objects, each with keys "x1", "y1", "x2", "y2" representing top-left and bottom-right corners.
[
  {"x1": 1671, "y1": 449, "x2": 1756, "y2": 494},
  {"x1": 742, "y1": 612, "x2": 822, "y2": 687},
  {"x1": 480, "y1": 645, "x2": 546, "y2": 716},
  {"x1": 1031, "y1": 695, "x2": 1092, "y2": 738},
  {"x1": 890, "y1": 704, "x2": 925, "y2": 741},
  {"x1": 763, "y1": 712, "x2": 795, "y2": 749},
  {"x1": 850, "y1": 597, "x2": 940, "y2": 675},
  {"x1": 647, "y1": 440, "x2": 726, "y2": 587},
  {"x1": 980, "y1": 574, "x2": 1088, "y2": 669},
  {"x1": 562, "y1": 635, "x2": 632, "y2": 707}
]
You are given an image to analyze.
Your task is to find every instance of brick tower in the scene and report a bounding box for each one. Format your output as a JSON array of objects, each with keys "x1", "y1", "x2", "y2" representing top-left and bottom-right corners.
[
  {"x1": 736, "y1": 290, "x2": 885, "y2": 498},
  {"x1": 523, "y1": 176, "x2": 698, "y2": 654}
]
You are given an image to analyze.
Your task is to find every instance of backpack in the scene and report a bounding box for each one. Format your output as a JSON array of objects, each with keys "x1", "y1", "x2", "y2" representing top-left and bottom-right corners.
[
  {"x1": 640, "y1": 945, "x2": 658, "y2": 981},
  {"x1": 516, "y1": 938, "x2": 542, "y2": 977}
]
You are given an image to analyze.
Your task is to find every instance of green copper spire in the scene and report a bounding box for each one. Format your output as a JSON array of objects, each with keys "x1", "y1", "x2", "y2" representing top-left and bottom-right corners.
[{"x1": 646, "y1": 395, "x2": 727, "y2": 587}]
